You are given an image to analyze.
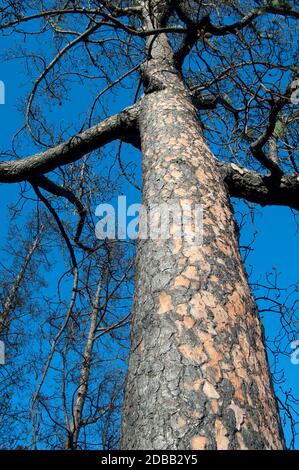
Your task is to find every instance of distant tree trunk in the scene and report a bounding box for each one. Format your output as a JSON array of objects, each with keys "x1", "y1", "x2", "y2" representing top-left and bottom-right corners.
[
  {"x1": 121, "y1": 20, "x2": 285, "y2": 449},
  {"x1": 65, "y1": 274, "x2": 102, "y2": 450},
  {"x1": 0, "y1": 226, "x2": 43, "y2": 335}
]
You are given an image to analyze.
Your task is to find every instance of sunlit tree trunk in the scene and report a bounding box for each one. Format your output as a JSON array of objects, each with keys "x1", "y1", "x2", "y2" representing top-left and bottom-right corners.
[{"x1": 121, "y1": 4, "x2": 285, "y2": 449}]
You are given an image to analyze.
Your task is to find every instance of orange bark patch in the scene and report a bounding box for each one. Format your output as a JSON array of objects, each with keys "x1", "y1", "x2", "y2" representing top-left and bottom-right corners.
[
  {"x1": 177, "y1": 304, "x2": 188, "y2": 316},
  {"x1": 226, "y1": 290, "x2": 247, "y2": 319},
  {"x1": 184, "y1": 379, "x2": 202, "y2": 391},
  {"x1": 229, "y1": 402, "x2": 245, "y2": 431},
  {"x1": 201, "y1": 291, "x2": 217, "y2": 308},
  {"x1": 190, "y1": 293, "x2": 207, "y2": 319},
  {"x1": 211, "y1": 399, "x2": 219, "y2": 414},
  {"x1": 203, "y1": 381, "x2": 220, "y2": 399},
  {"x1": 158, "y1": 292, "x2": 174, "y2": 314},
  {"x1": 255, "y1": 376, "x2": 269, "y2": 402},
  {"x1": 172, "y1": 169, "x2": 183, "y2": 179},
  {"x1": 197, "y1": 332, "x2": 222, "y2": 370},
  {"x1": 165, "y1": 116, "x2": 174, "y2": 125},
  {"x1": 226, "y1": 371, "x2": 244, "y2": 402},
  {"x1": 178, "y1": 137, "x2": 189, "y2": 146},
  {"x1": 191, "y1": 436, "x2": 207, "y2": 450},
  {"x1": 236, "y1": 431, "x2": 247, "y2": 450},
  {"x1": 191, "y1": 410, "x2": 204, "y2": 419},
  {"x1": 183, "y1": 316, "x2": 195, "y2": 329},
  {"x1": 195, "y1": 168, "x2": 210, "y2": 184},
  {"x1": 216, "y1": 238, "x2": 233, "y2": 257},
  {"x1": 165, "y1": 155, "x2": 177, "y2": 161},
  {"x1": 174, "y1": 276, "x2": 190, "y2": 289},
  {"x1": 182, "y1": 247, "x2": 199, "y2": 259},
  {"x1": 179, "y1": 344, "x2": 206, "y2": 364},
  {"x1": 173, "y1": 238, "x2": 182, "y2": 255},
  {"x1": 215, "y1": 420, "x2": 229, "y2": 450},
  {"x1": 238, "y1": 332, "x2": 250, "y2": 358},
  {"x1": 176, "y1": 416, "x2": 187, "y2": 429},
  {"x1": 174, "y1": 187, "x2": 187, "y2": 197},
  {"x1": 183, "y1": 265, "x2": 198, "y2": 280},
  {"x1": 182, "y1": 247, "x2": 208, "y2": 266},
  {"x1": 204, "y1": 339, "x2": 222, "y2": 365},
  {"x1": 231, "y1": 346, "x2": 249, "y2": 380},
  {"x1": 211, "y1": 305, "x2": 228, "y2": 329}
]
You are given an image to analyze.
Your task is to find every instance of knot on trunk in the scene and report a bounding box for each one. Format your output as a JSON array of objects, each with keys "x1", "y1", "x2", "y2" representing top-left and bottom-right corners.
[{"x1": 140, "y1": 62, "x2": 168, "y2": 94}]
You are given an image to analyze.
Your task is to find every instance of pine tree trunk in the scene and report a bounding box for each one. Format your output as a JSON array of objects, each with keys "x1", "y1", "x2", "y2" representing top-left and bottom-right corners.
[
  {"x1": 121, "y1": 4, "x2": 285, "y2": 449},
  {"x1": 121, "y1": 77, "x2": 285, "y2": 453}
]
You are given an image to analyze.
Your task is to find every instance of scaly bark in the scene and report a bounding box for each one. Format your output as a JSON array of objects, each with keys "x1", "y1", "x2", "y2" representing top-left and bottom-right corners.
[
  {"x1": 121, "y1": 3, "x2": 285, "y2": 449},
  {"x1": 121, "y1": 83, "x2": 285, "y2": 452}
]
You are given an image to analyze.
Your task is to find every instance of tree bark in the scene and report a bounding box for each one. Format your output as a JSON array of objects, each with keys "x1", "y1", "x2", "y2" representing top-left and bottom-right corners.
[
  {"x1": 65, "y1": 275, "x2": 101, "y2": 449},
  {"x1": 121, "y1": 24, "x2": 285, "y2": 449}
]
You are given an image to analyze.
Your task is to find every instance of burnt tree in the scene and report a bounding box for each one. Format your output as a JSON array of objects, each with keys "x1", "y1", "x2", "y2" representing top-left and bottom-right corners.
[{"x1": 0, "y1": 0, "x2": 298, "y2": 450}]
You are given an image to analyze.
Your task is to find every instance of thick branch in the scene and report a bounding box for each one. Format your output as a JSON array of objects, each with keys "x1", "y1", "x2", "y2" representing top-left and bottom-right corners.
[
  {"x1": 0, "y1": 104, "x2": 140, "y2": 183},
  {"x1": 219, "y1": 162, "x2": 299, "y2": 211}
]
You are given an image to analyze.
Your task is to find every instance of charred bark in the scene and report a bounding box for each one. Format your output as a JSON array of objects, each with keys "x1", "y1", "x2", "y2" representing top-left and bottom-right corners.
[
  {"x1": 121, "y1": 84, "x2": 285, "y2": 451},
  {"x1": 121, "y1": 7, "x2": 285, "y2": 449}
]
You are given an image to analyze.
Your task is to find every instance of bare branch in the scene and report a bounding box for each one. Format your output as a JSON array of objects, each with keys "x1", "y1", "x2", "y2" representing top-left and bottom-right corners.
[
  {"x1": 0, "y1": 104, "x2": 140, "y2": 183},
  {"x1": 219, "y1": 162, "x2": 299, "y2": 211}
]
